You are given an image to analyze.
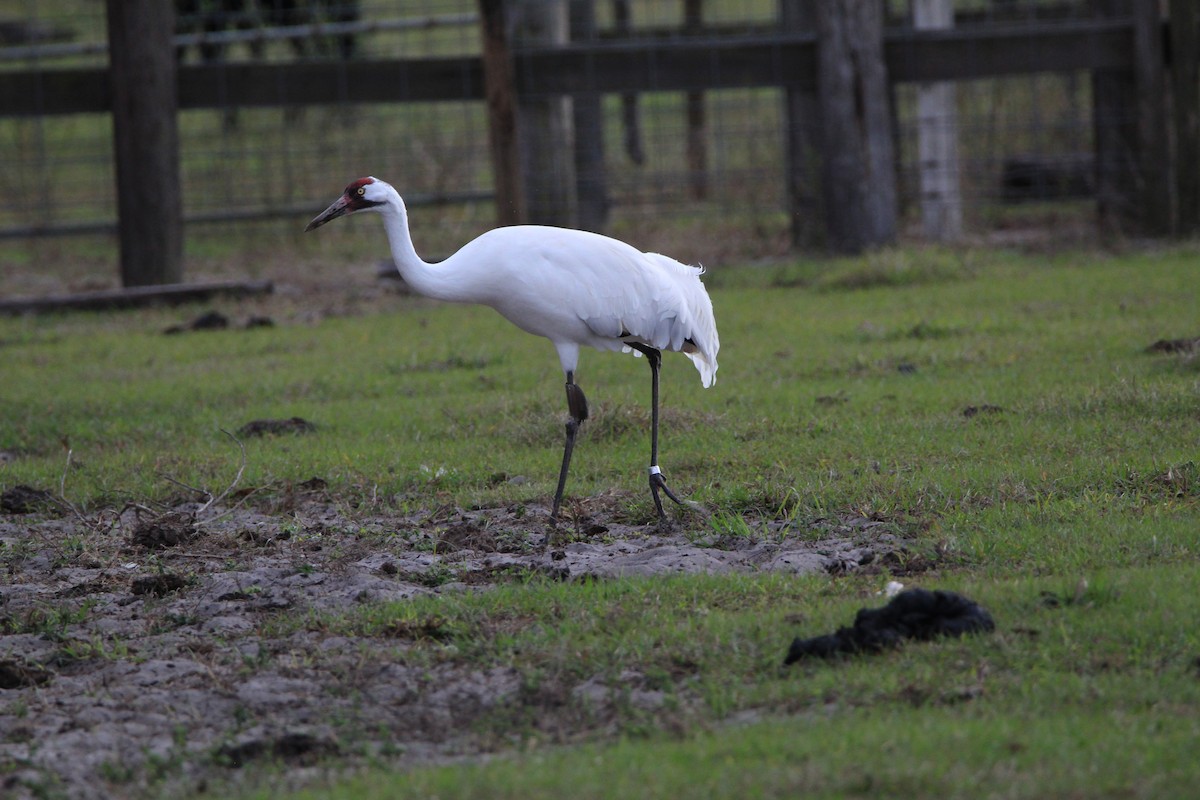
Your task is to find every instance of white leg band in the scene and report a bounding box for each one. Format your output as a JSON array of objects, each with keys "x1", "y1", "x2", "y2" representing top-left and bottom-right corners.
[{"x1": 649, "y1": 465, "x2": 662, "y2": 475}]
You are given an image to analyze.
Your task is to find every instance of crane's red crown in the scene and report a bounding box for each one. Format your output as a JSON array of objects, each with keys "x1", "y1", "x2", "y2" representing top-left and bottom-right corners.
[{"x1": 345, "y1": 177, "x2": 375, "y2": 196}]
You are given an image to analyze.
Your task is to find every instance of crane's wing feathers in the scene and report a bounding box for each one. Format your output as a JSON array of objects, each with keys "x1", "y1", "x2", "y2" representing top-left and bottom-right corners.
[
  {"x1": 463, "y1": 226, "x2": 719, "y2": 387},
  {"x1": 572, "y1": 238, "x2": 719, "y2": 388}
]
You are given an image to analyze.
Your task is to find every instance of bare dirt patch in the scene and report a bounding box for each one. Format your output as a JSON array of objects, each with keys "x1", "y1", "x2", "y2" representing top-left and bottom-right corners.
[{"x1": 0, "y1": 494, "x2": 919, "y2": 799}]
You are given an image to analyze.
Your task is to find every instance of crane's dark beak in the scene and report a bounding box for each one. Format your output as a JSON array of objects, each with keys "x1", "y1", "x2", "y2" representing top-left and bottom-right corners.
[{"x1": 305, "y1": 194, "x2": 351, "y2": 232}]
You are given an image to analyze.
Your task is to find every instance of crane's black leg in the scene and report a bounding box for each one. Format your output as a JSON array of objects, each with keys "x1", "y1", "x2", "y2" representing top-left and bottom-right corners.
[
  {"x1": 629, "y1": 344, "x2": 685, "y2": 521},
  {"x1": 551, "y1": 371, "x2": 589, "y2": 522}
]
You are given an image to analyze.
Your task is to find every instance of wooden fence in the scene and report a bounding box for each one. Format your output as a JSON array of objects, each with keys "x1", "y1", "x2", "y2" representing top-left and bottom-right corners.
[{"x1": 0, "y1": 0, "x2": 1196, "y2": 282}]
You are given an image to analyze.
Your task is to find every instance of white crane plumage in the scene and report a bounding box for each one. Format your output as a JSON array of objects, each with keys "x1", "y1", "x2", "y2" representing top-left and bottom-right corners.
[{"x1": 306, "y1": 177, "x2": 719, "y2": 522}]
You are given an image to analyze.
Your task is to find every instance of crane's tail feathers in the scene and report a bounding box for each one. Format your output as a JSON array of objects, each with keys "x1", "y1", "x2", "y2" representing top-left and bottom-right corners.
[
  {"x1": 626, "y1": 251, "x2": 718, "y2": 387},
  {"x1": 688, "y1": 352, "x2": 718, "y2": 388}
]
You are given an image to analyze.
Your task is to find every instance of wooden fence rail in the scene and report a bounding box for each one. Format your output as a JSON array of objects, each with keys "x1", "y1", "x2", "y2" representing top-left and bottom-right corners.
[{"x1": 0, "y1": 20, "x2": 1138, "y2": 115}]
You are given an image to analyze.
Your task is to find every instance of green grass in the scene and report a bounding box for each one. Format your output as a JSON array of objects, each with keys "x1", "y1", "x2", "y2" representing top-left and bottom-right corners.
[
  {"x1": 298, "y1": 700, "x2": 1197, "y2": 799},
  {"x1": 5, "y1": 245, "x2": 1198, "y2": 523},
  {"x1": 3, "y1": 243, "x2": 1200, "y2": 797},
  {"x1": 326, "y1": 709, "x2": 1195, "y2": 799}
]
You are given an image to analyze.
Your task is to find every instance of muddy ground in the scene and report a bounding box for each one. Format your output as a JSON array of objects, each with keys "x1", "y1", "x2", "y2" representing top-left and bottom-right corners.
[{"x1": 0, "y1": 486, "x2": 920, "y2": 800}]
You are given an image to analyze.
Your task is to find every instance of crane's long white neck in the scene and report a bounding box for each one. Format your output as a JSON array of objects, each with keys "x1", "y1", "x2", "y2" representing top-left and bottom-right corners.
[{"x1": 376, "y1": 188, "x2": 471, "y2": 304}]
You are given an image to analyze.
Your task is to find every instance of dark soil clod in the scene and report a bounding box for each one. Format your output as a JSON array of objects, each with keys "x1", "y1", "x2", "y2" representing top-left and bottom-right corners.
[
  {"x1": 0, "y1": 659, "x2": 54, "y2": 690},
  {"x1": 129, "y1": 511, "x2": 196, "y2": 549},
  {"x1": 237, "y1": 417, "x2": 317, "y2": 437},
  {"x1": 131, "y1": 573, "x2": 189, "y2": 596},
  {"x1": 381, "y1": 615, "x2": 455, "y2": 642},
  {"x1": 0, "y1": 484, "x2": 57, "y2": 514},
  {"x1": 962, "y1": 404, "x2": 1004, "y2": 418},
  {"x1": 295, "y1": 476, "x2": 328, "y2": 493},
  {"x1": 437, "y1": 522, "x2": 498, "y2": 553},
  {"x1": 219, "y1": 732, "x2": 339, "y2": 768},
  {"x1": 163, "y1": 310, "x2": 229, "y2": 334},
  {"x1": 1146, "y1": 336, "x2": 1200, "y2": 354}
]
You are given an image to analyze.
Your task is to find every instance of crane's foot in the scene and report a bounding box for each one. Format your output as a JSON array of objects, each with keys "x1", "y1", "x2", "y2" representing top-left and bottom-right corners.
[{"x1": 648, "y1": 466, "x2": 686, "y2": 526}]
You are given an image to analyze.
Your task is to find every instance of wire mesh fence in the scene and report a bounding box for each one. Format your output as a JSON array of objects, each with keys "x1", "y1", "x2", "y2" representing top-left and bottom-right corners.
[{"x1": 0, "y1": 0, "x2": 1142, "y2": 281}]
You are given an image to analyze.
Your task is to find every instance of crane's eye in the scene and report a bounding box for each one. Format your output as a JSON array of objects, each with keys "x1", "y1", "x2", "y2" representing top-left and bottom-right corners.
[{"x1": 356, "y1": 187, "x2": 366, "y2": 196}]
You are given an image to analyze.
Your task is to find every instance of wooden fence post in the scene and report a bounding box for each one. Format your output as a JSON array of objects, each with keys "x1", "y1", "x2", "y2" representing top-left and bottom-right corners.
[
  {"x1": 614, "y1": 0, "x2": 645, "y2": 166},
  {"x1": 913, "y1": 0, "x2": 962, "y2": 241},
  {"x1": 1171, "y1": 0, "x2": 1200, "y2": 235},
  {"x1": 685, "y1": 0, "x2": 708, "y2": 201},
  {"x1": 779, "y1": 0, "x2": 823, "y2": 248},
  {"x1": 1092, "y1": 0, "x2": 1136, "y2": 234},
  {"x1": 815, "y1": 0, "x2": 897, "y2": 253},
  {"x1": 105, "y1": 0, "x2": 183, "y2": 287},
  {"x1": 1093, "y1": 0, "x2": 1170, "y2": 236},
  {"x1": 512, "y1": 0, "x2": 576, "y2": 227},
  {"x1": 478, "y1": 0, "x2": 525, "y2": 226},
  {"x1": 570, "y1": 0, "x2": 609, "y2": 232},
  {"x1": 1132, "y1": 0, "x2": 1170, "y2": 234}
]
